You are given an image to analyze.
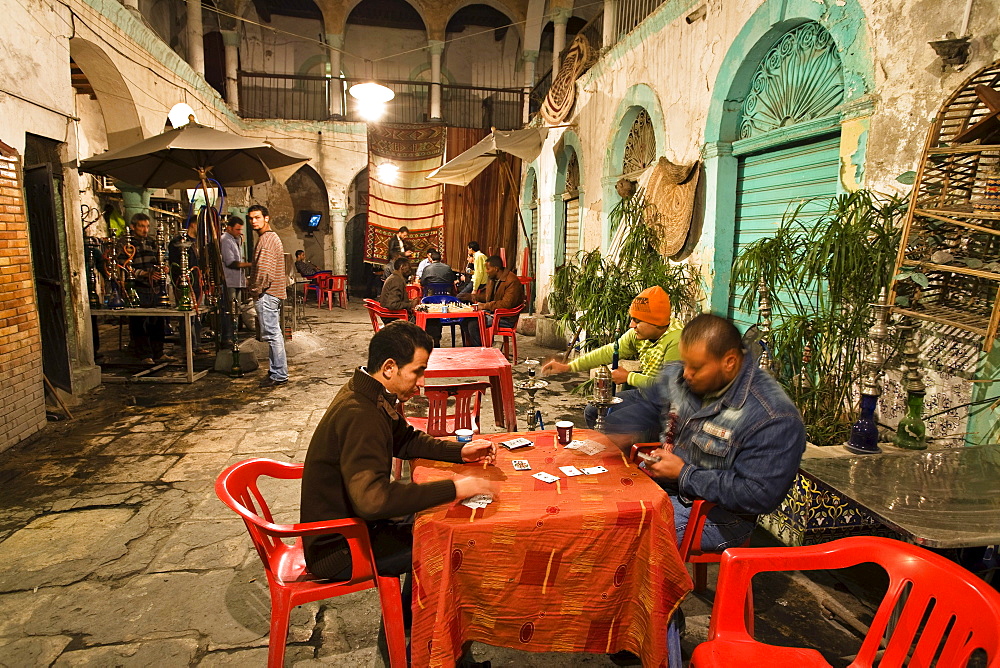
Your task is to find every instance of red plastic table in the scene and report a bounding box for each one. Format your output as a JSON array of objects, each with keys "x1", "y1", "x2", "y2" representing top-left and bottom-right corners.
[
  {"x1": 415, "y1": 309, "x2": 486, "y2": 348},
  {"x1": 410, "y1": 429, "x2": 692, "y2": 667},
  {"x1": 425, "y1": 347, "x2": 516, "y2": 430}
]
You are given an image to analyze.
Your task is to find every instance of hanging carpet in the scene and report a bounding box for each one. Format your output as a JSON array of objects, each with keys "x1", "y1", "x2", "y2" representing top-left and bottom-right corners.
[
  {"x1": 540, "y1": 34, "x2": 595, "y2": 126},
  {"x1": 364, "y1": 123, "x2": 447, "y2": 264}
]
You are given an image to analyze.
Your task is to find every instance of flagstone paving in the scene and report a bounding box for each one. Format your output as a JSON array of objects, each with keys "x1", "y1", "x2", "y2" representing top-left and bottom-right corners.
[{"x1": 0, "y1": 303, "x2": 873, "y2": 666}]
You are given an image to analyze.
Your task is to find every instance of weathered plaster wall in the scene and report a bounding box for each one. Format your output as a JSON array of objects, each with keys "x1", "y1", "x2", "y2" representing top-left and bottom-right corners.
[{"x1": 528, "y1": 0, "x2": 1000, "y2": 444}]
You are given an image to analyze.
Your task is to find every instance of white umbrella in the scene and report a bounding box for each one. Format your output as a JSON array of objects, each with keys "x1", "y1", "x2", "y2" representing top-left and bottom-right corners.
[{"x1": 427, "y1": 127, "x2": 547, "y2": 186}]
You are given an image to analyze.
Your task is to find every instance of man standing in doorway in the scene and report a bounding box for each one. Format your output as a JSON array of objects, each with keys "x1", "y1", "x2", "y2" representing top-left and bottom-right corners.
[
  {"x1": 220, "y1": 216, "x2": 250, "y2": 348},
  {"x1": 248, "y1": 205, "x2": 288, "y2": 388},
  {"x1": 125, "y1": 213, "x2": 168, "y2": 365}
]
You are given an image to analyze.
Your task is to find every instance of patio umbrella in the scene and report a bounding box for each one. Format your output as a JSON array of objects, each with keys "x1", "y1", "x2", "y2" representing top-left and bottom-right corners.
[
  {"x1": 80, "y1": 123, "x2": 310, "y2": 299},
  {"x1": 79, "y1": 123, "x2": 310, "y2": 190},
  {"x1": 426, "y1": 127, "x2": 547, "y2": 187}
]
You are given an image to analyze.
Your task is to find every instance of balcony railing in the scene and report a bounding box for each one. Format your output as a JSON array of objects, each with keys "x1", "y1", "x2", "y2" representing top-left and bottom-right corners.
[{"x1": 238, "y1": 72, "x2": 525, "y2": 130}]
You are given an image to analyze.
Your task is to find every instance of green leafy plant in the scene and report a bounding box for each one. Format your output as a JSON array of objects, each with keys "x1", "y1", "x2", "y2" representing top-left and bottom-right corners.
[
  {"x1": 731, "y1": 189, "x2": 908, "y2": 446},
  {"x1": 550, "y1": 190, "x2": 700, "y2": 393}
]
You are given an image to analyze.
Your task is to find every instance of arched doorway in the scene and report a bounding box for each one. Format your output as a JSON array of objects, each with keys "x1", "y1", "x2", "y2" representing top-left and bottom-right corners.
[
  {"x1": 554, "y1": 141, "x2": 582, "y2": 267},
  {"x1": 728, "y1": 21, "x2": 845, "y2": 327},
  {"x1": 345, "y1": 167, "x2": 372, "y2": 297}
]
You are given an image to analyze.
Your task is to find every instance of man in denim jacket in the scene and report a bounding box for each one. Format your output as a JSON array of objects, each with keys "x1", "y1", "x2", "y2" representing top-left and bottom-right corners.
[{"x1": 606, "y1": 313, "x2": 805, "y2": 551}]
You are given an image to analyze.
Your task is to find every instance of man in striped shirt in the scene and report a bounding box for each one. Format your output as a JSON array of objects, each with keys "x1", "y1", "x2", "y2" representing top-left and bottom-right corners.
[
  {"x1": 542, "y1": 286, "x2": 682, "y2": 427},
  {"x1": 248, "y1": 205, "x2": 288, "y2": 388}
]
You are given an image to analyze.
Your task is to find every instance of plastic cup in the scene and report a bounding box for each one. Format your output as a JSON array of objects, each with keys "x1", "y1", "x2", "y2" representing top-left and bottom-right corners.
[
  {"x1": 556, "y1": 421, "x2": 574, "y2": 445},
  {"x1": 455, "y1": 429, "x2": 474, "y2": 443}
]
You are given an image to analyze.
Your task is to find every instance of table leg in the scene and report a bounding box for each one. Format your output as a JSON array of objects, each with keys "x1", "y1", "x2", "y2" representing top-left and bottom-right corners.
[
  {"x1": 498, "y1": 363, "x2": 517, "y2": 431},
  {"x1": 185, "y1": 312, "x2": 194, "y2": 383},
  {"x1": 488, "y1": 375, "x2": 506, "y2": 429},
  {"x1": 478, "y1": 312, "x2": 487, "y2": 348}
]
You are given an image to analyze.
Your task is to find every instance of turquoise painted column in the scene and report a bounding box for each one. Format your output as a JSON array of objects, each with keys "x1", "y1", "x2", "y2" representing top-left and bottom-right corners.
[
  {"x1": 429, "y1": 40, "x2": 444, "y2": 120},
  {"x1": 118, "y1": 184, "x2": 150, "y2": 224},
  {"x1": 701, "y1": 141, "x2": 738, "y2": 315},
  {"x1": 221, "y1": 30, "x2": 239, "y2": 109},
  {"x1": 326, "y1": 33, "x2": 344, "y2": 119},
  {"x1": 522, "y1": 50, "x2": 538, "y2": 124}
]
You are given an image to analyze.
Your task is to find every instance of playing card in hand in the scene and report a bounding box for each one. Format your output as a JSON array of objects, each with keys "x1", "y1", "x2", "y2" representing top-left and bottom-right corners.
[{"x1": 461, "y1": 493, "x2": 494, "y2": 509}]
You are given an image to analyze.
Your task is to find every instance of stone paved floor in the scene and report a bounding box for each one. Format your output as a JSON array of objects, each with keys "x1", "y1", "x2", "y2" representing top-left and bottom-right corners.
[{"x1": 0, "y1": 303, "x2": 877, "y2": 666}]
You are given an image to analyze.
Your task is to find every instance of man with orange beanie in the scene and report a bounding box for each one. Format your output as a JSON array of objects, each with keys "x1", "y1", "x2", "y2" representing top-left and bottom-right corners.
[{"x1": 542, "y1": 286, "x2": 682, "y2": 427}]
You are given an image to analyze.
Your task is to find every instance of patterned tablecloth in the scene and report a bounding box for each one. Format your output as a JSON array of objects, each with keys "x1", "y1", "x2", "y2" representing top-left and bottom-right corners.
[{"x1": 410, "y1": 429, "x2": 692, "y2": 667}]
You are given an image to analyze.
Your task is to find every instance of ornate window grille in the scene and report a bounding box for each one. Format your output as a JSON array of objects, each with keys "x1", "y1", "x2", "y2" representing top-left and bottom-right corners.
[
  {"x1": 739, "y1": 22, "x2": 844, "y2": 140},
  {"x1": 622, "y1": 109, "x2": 655, "y2": 175}
]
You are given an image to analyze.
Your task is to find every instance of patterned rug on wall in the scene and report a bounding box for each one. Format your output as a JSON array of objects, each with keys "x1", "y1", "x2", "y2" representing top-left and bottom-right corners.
[{"x1": 364, "y1": 122, "x2": 447, "y2": 264}]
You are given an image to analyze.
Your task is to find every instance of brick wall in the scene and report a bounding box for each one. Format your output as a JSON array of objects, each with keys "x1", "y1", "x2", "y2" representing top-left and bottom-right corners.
[{"x1": 0, "y1": 141, "x2": 45, "y2": 452}]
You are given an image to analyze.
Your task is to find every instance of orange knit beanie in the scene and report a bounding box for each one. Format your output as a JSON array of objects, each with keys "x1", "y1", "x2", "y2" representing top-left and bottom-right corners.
[{"x1": 629, "y1": 286, "x2": 671, "y2": 327}]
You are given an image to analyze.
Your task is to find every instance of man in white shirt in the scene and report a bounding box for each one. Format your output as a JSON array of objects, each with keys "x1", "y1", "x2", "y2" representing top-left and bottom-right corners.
[
  {"x1": 220, "y1": 216, "x2": 250, "y2": 347},
  {"x1": 415, "y1": 247, "x2": 436, "y2": 282}
]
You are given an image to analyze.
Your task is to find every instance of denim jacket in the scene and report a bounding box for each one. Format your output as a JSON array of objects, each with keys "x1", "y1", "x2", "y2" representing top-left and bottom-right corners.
[{"x1": 607, "y1": 353, "x2": 805, "y2": 516}]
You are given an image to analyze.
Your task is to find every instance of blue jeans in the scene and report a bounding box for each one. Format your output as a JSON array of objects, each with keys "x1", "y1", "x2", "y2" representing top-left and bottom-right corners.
[
  {"x1": 256, "y1": 293, "x2": 287, "y2": 381},
  {"x1": 670, "y1": 495, "x2": 755, "y2": 551}
]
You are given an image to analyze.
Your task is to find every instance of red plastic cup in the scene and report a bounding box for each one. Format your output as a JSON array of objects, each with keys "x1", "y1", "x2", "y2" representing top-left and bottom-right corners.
[{"x1": 556, "y1": 420, "x2": 574, "y2": 445}]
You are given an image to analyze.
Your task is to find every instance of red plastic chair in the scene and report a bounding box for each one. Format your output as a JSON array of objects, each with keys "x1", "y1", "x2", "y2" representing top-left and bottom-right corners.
[
  {"x1": 405, "y1": 382, "x2": 490, "y2": 436},
  {"x1": 630, "y1": 444, "x2": 753, "y2": 592},
  {"x1": 215, "y1": 459, "x2": 407, "y2": 668},
  {"x1": 319, "y1": 275, "x2": 348, "y2": 309},
  {"x1": 691, "y1": 536, "x2": 1000, "y2": 667},
  {"x1": 405, "y1": 284, "x2": 421, "y2": 301},
  {"x1": 313, "y1": 274, "x2": 333, "y2": 308},
  {"x1": 364, "y1": 299, "x2": 408, "y2": 332},
  {"x1": 488, "y1": 303, "x2": 525, "y2": 360}
]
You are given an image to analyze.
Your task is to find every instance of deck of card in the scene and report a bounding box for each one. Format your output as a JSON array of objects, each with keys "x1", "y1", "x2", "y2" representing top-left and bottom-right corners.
[
  {"x1": 564, "y1": 439, "x2": 606, "y2": 456},
  {"x1": 499, "y1": 437, "x2": 533, "y2": 450},
  {"x1": 532, "y1": 472, "x2": 559, "y2": 483},
  {"x1": 461, "y1": 493, "x2": 494, "y2": 509},
  {"x1": 512, "y1": 459, "x2": 531, "y2": 471}
]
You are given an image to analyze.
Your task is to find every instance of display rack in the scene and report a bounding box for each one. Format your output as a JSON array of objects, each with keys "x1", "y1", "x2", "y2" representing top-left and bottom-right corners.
[{"x1": 891, "y1": 59, "x2": 1000, "y2": 351}]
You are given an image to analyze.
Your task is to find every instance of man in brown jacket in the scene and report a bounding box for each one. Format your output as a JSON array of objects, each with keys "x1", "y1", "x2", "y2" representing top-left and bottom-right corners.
[
  {"x1": 378, "y1": 256, "x2": 420, "y2": 315},
  {"x1": 459, "y1": 255, "x2": 525, "y2": 346},
  {"x1": 300, "y1": 321, "x2": 496, "y2": 581}
]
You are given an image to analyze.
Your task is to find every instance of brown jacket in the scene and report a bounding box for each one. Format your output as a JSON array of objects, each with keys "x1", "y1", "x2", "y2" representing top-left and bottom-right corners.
[
  {"x1": 476, "y1": 268, "x2": 525, "y2": 312},
  {"x1": 300, "y1": 369, "x2": 464, "y2": 575},
  {"x1": 379, "y1": 270, "x2": 419, "y2": 311}
]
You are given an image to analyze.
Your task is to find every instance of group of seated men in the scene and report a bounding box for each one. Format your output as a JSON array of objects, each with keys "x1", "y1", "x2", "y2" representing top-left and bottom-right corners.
[
  {"x1": 300, "y1": 311, "x2": 807, "y2": 666},
  {"x1": 378, "y1": 248, "x2": 525, "y2": 348}
]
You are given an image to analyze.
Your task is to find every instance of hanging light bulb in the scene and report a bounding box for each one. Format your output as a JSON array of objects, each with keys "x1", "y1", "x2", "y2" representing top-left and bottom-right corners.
[{"x1": 349, "y1": 82, "x2": 394, "y2": 121}]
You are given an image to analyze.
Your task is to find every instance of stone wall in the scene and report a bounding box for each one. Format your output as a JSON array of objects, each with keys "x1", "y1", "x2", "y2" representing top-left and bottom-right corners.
[{"x1": 0, "y1": 142, "x2": 45, "y2": 452}]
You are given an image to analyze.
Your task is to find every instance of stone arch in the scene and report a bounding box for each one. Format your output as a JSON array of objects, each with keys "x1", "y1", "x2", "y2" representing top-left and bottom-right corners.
[
  {"x1": 69, "y1": 38, "x2": 144, "y2": 149},
  {"x1": 700, "y1": 0, "x2": 873, "y2": 312},
  {"x1": 321, "y1": 0, "x2": 431, "y2": 40},
  {"x1": 442, "y1": 1, "x2": 525, "y2": 45},
  {"x1": 601, "y1": 83, "x2": 665, "y2": 249}
]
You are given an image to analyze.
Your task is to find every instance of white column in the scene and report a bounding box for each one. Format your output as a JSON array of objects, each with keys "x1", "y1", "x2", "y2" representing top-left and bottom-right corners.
[
  {"x1": 552, "y1": 9, "x2": 570, "y2": 75},
  {"x1": 327, "y1": 33, "x2": 344, "y2": 118},
  {"x1": 221, "y1": 30, "x2": 239, "y2": 109},
  {"x1": 331, "y1": 206, "x2": 347, "y2": 274},
  {"x1": 522, "y1": 50, "x2": 538, "y2": 124},
  {"x1": 602, "y1": 0, "x2": 618, "y2": 48},
  {"x1": 186, "y1": 0, "x2": 205, "y2": 76},
  {"x1": 428, "y1": 40, "x2": 444, "y2": 120}
]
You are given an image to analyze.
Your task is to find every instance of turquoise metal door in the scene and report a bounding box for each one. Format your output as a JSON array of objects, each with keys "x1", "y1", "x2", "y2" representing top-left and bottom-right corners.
[{"x1": 729, "y1": 134, "x2": 841, "y2": 328}]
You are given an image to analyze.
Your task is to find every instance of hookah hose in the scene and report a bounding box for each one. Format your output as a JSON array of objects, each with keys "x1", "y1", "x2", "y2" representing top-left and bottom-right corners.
[{"x1": 611, "y1": 339, "x2": 620, "y2": 396}]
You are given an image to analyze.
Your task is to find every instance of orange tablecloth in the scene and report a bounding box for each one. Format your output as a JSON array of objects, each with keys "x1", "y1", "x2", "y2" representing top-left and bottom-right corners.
[{"x1": 410, "y1": 429, "x2": 692, "y2": 667}]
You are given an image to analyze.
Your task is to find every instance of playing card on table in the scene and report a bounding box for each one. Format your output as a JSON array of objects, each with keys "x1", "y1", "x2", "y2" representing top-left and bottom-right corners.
[
  {"x1": 500, "y1": 437, "x2": 533, "y2": 450},
  {"x1": 511, "y1": 459, "x2": 531, "y2": 471},
  {"x1": 558, "y1": 465, "x2": 583, "y2": 477},
  {"x1": 460, "y1": 493, "x2": 494, "y2": 509},
  {"x1": 581, "y1": 466, "x2": 608, "y2": 475},
  {"x1": 532, "y1": 472, "x2": 559, "y2": 483},
  {"x1": 564, "y1": 439, "x2": 605, "y2": 455}
]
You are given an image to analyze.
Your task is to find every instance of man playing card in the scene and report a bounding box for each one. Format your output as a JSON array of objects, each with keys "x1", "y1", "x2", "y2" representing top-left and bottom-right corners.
[{"x1": 300, "y1": 321, "x2": 498, "y2": 666}]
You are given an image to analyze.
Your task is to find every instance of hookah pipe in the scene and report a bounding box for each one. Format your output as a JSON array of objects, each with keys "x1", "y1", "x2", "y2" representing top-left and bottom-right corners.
[
  {"x1": 230, "y1": 292, "x2": 243, "y2": 378},
  {"x1": 103, "y1": 235, "x2": 126, "y2": 310},
  {"x1": 611, "y1": 339, "x2": 620, "y2": 396},
  {"x1": 119, "y1": 229, "x2": 141, "y2": 307},
  {"x1": 155, "y1": 225, "x2": 172, "y2": 308}
]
